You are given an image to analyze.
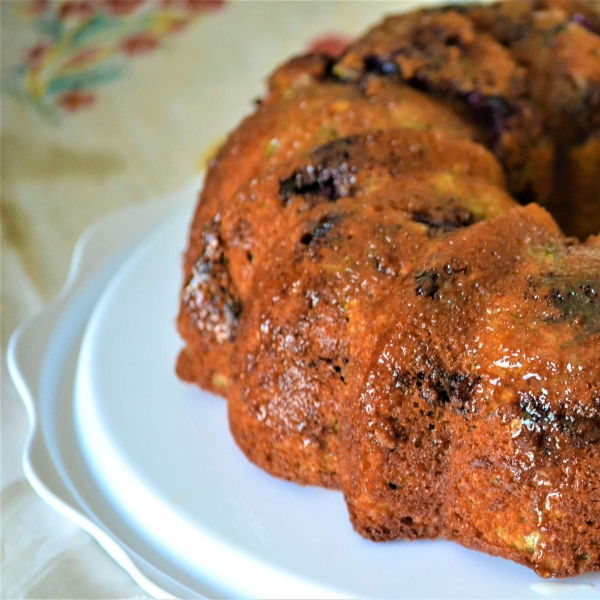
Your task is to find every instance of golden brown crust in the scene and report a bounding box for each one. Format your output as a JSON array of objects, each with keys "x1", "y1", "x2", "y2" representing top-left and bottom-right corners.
[
  {"x1": 340, "y1": 204, "x2": 600, "y2": 576},
  {"x1": 176, "y1": 0, "x2": 600, "y2": 578},
  {"x1": 178, "y1": 80, "x2": 480, "y2": 390},
  {"x1": 227, "y1": 130, "x2": 514, "y2": 487}
]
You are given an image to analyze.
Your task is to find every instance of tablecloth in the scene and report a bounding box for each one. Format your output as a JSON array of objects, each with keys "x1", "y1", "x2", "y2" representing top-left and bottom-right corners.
[{"x1": 0, "y1": 1, "x2": 424, "y2": 597}]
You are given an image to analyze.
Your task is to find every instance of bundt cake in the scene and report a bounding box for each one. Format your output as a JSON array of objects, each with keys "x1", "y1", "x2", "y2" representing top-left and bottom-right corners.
[{"x1": 176, "y1": 0, "x2": 600, "y2": 579}]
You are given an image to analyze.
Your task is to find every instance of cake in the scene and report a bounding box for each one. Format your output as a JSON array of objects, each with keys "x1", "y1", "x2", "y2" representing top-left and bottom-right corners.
[{"x1": 176, "y1": 0, "x2": 600, "y2": 578}]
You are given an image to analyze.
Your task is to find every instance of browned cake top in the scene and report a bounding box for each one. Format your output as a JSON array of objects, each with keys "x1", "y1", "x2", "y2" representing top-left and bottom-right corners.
[{"x1": 176, "y1": 0, "x2": 600, "y2": 579}]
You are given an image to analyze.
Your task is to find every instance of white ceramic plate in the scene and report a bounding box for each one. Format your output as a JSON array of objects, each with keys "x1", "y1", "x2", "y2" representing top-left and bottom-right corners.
[{"x1": 8, "y1": 181, "x2": 600, "y2": 599}]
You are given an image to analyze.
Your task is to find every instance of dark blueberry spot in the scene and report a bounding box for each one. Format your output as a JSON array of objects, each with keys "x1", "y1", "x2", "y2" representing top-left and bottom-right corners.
[
  {"x1": 415, "y1": 269, "x2": 440, "y2": 298},
  {"x1": 468, "y1": 93, "x2": 511, "y2": 125},
  {"x1": 279, "y1": 176, "x2": 297, "y2": 203},
  {"x1": 300, "y1": 213, "x2": 343, "y2": 247},
  {"x1": 442, "y1": 373, "x2": 478, "y2": 409},
  {"x1": 410, "y1": 207, "x2": 475, "y2": 235},
  {"x1": 433, "y1": 381, "x2": 451, "y2": 405},
  {"x1": 401, "y1": 368, "x2": 477, "y2": 411},
  {"x1": 462, "y1": 93, "x2": 518, "y2": 148},
  {"x1": 301, "y1": 168, "x2": 341, "y2": 201},
  {"x1": 224, "y1": 298, "x2": 243, "y2": 321},
  {"x1": 581, "y1": 284, "x2": 597, "y2": 300},
  {"x1": 405, "y1": 73, "x2": 431, "y2": 93},
  {"x1": 279, "y1": 145, "x2": 357, "y2": 205},
  {"x1": 544, "y1": 277, "x2": 600, "y2": 332},
  {"x1": 444, "y1": 34, "x2": 462, "y2": 47},
  {"x1": 411, "y1": 211, "x2": 433, "y2": 225},
  {"x1": 572, "y1": 13, "x2": 600, "y2": 35},
  {"x1": 312, "y1": 217, "x2": 337, "y2": 239},
  {"x1": 571, "y1": 418, "x2": 600, "y2": 447},
  {"x1": 388, "y1": 482, "x2": 398, "y2": 490},
  {"x1": 520, "y1": 393, "x2": 600, "y2": 449},
  {"x1": 300, "y1": 232, "x2": 313, "y2": 245},
  {"x1": 401, "y1": 516, "x2": 413, "y2": 525},
  {"x1": 364, "y1": 53, "x2": 400, "y2": 76},
  {"x1": 513, "y1": 182, "x2": 537, "y2": 206}
]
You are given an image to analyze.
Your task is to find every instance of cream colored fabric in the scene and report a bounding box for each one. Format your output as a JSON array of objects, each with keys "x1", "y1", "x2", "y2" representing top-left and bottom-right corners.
[
  {"x1": 1, "y1": 481, "x2": 151, "y2": 599},
  {"x1": 1, "y1": 1, "x2": 428, "y2": 596}
]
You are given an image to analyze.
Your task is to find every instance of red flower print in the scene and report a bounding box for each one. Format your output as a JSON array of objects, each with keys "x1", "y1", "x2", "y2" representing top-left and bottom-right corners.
[
  {"x1": 166, "y1": 18, "x2": 190, "y2": 33},
  {"x1": 27, "y1": 44, "x2": 49, "y2": 68},
  {"x1": 64, "y1": 47, "x2": 102, "y2": 68},
  {"x1": 58, "y1": 1, "x2": 96, "y2": 21},
  {"x1": 57, "y1": 90, "x2": 96, "y2": 112},
  {"x1": 160, "y1": 0, "x2": 224, "y2": 11},
  {"x1": 103, "y1": 0, "x2": 145, "y2": 15},
  {"x1": 29, "y1": 0, "x2": 49, "y2": 16},
  {"x1": 120, "y1": 31, "x2": 160, "y2": 55},
  {"x1": 307, "y1": 34, "x2": 351, "y2": 58},
  {"x1": 185, "y1": 0, "x2": 225, "y2": 13}
]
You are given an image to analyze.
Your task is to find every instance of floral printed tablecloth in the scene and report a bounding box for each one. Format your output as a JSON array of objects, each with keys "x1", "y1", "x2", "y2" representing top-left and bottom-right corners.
[{"x1": 1, "y1": 1, "x2": 425, "y2": 596}]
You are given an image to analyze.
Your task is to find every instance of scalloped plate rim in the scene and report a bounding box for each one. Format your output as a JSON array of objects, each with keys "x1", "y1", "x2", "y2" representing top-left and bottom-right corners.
[{"x1": 7, "y1": 177, "x2": 203, "y2": 600}]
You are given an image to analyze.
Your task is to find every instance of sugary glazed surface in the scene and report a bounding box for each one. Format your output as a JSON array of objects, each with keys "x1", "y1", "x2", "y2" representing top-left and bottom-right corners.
[{"x1": 177, "y1": 0, "x2": 600, "y2": 578}]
